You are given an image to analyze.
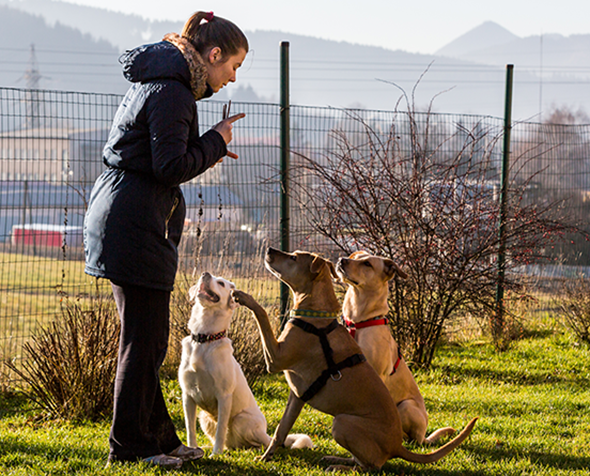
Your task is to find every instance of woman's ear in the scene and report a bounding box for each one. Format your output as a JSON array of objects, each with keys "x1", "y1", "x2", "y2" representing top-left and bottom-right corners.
[{"x1": 207, "y1": 46, "x2": 222, "y2": 64}]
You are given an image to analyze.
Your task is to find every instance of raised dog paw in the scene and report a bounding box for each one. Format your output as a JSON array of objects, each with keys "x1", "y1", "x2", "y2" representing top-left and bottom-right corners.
[{"x1": 231, "y1": 289, "x2": 257, "y2": 309}]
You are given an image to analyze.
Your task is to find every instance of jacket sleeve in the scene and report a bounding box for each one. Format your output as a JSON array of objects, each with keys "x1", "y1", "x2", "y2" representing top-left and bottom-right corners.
[{"x1": 145, "y1": 81, "x2": 227, "y2": 187}]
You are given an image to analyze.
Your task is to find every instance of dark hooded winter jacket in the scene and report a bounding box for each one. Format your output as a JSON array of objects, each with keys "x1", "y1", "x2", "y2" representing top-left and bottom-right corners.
[{"x1": 84, "y1": 34, "x2": 227, "y2": 290}]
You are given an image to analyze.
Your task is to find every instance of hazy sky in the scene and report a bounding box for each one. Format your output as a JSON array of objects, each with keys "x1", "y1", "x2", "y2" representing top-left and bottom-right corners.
[{"x1": 64, "y1": 0, "x2": 590, "y2": 54}]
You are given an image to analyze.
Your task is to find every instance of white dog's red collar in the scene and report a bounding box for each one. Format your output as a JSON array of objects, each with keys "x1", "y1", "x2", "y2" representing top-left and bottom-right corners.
[{"x1": 192, "y1": 330, "x2": 227, "y2": 344}]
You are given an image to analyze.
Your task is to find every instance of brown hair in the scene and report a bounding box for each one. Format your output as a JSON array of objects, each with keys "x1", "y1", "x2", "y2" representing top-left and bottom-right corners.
[{"x1": 181, "y1": 11, "x2": 249, "y2": 59}]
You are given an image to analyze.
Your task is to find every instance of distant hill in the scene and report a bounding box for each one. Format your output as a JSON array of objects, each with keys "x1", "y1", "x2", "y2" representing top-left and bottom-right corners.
[
  {"x1": 436, "y1": 21, "x2": 590, "y2": 74},
  {"x1": 1, "y1": 1, "x2": 589, "y2": 120},
  {"x1": 436, "y1": 22, "x2": 519, "y2": 58},
  {"x1": 0, "y1": 0, "x2": 180, "y2": 51},
  {"x1": 0, "y1": 4, "x2": 127, "y2": 94}
]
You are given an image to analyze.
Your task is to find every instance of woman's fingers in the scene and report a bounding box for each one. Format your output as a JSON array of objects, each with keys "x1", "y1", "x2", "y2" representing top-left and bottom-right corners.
[{"x1": 226, "y1": 112, "x2": 246, "y2": 123}]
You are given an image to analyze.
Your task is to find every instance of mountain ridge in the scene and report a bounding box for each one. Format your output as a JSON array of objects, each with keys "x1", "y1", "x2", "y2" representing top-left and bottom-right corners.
[{"x1": 1, "y1": 1, "x2": 589, "y2": 119}]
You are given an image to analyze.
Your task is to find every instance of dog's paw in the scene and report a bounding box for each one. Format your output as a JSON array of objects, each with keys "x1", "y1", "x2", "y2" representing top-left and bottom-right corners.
[{"x1": 231, "y1": 290, "x2": 256, "y2": 308}]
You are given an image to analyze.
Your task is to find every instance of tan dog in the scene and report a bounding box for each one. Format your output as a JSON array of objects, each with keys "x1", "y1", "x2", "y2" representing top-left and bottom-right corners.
[
  {"x1": 336, "y1": 251, "x2": 455, "y2": 445},
  {"x1": 178, "y1": 272, "x2": 312, "y2": 455},
  {"x1": 231, "y1": 247, "x2": 477, "y2": 472}
]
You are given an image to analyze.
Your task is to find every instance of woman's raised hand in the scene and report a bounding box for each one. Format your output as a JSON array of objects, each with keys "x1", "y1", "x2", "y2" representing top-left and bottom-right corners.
[{"x1": 213, "y1": 113, "x2": 246, "y2": 159}]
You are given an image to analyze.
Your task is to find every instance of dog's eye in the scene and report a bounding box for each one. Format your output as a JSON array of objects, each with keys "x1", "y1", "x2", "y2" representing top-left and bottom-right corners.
[
  {"x1": 218, "y1": 281, "x2": 225, "y2": 287},
  {"x1": 363, "y1": 261, "x2": 372, "y2": 267},
  {"x1": 290, "y1": 255, "x2": 297, "y2": 261}
]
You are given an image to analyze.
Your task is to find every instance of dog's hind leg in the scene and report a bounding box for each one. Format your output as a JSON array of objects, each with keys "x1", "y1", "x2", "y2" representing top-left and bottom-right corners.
[
  {"x1": 327, "y1": 413, "x2": 390, "y2": 472},
  {"x1": 398, "y1": 399, "x2": 428, "y2": 444},
  {"x1": 183, "y1": 394, "x2": 199, "y2": 448},
  {"x1": 227, "y1": 409, "x2": 271, "y2": 449},
  {"x1": 260, "y1": 390, "x2": 305, "y2": 461}
]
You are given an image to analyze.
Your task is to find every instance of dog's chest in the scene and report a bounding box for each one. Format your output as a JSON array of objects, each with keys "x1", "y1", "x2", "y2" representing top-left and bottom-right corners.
[{"x1": 180, "y1": 340, "x2": 236, "y2": 413}]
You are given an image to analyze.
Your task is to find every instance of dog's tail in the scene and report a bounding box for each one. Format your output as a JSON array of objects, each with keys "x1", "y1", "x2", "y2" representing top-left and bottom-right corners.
[
  {"x1": 284, "y1": 433, "x2": 314, "y2": 450},
  {"x1": 398, "y1": 417, "x2": 477, "y2": 464},
  {"x1": 424, "y1": 426, "x2": 456, "y2": 445}
]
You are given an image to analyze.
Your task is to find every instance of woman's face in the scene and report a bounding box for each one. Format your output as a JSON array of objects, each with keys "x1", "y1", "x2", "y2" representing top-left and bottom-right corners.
[{"x1": 205, "y1": 47, "x2": 247, "y2": 93}]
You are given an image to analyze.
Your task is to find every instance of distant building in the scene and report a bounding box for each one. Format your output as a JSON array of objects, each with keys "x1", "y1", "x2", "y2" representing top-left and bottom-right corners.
[{"x1": 0, "y1": 126, "x2": 108, "y2": 184}]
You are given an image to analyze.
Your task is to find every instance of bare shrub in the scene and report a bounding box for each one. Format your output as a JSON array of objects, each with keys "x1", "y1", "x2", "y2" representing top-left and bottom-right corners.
[
  {"x1": 558, "y1": 277, "x2": 590, "y2": 344},
  {"x1": 290, "y1": 102, "x2": 579, "y2": 368},
  {"x1": 5, "y1": 293, "x2": 119, "y2": 420}
]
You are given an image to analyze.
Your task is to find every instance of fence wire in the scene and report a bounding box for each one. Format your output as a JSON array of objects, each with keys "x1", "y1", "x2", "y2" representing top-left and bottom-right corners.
[{"x1": 1, "y1": 87, "x2": 590, "y2": 387}]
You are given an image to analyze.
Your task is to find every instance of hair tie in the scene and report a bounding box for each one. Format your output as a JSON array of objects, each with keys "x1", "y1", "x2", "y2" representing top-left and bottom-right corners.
[{"x1": 204, "y1": 11, "x2": 214, "y2": 22}]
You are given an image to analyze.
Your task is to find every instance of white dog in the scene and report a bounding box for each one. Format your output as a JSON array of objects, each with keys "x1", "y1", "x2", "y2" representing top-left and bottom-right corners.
[{"x1": 178, "y1": 272, "x2": 313, "y2": 455}]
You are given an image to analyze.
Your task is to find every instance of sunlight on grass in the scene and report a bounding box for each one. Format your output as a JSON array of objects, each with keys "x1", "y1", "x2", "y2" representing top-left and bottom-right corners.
[
  {"x1": 2, "y1": 318, "x2": 590, "y2": 475},
  {"x1": 2, "y1": 248, "x2": 589, "y2": 474}
]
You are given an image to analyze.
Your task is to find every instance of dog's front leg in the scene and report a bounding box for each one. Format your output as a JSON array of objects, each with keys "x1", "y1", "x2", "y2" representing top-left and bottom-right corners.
[
  {"x1": 182, "y1": 394, "x2": 199, "y2": 448},
  {"x1": 260, "y1": 389, "x2": 305, "y2": 461},
  {"x1": 212, "y1": 394, "x2": 232, "y2": 455},
  {"x1": 232, "y1": 290, "x2": 286, "y2": 371}
]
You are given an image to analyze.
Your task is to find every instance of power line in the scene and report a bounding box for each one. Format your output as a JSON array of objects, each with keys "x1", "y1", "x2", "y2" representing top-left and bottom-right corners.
[{"x1": 0, "y1": 46, "x2": 119, "y2": 56}]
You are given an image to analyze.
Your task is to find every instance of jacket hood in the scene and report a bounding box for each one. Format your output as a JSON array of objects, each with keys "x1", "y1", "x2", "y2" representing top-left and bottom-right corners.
[{"x1": 121, "y1": 33, "x2": 211, "y2": 100}]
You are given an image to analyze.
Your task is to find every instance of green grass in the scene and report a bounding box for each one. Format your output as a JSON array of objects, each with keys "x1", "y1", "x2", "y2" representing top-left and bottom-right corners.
[{"x1": 2, "y1": 318, "x2": 590, "y2": 475}]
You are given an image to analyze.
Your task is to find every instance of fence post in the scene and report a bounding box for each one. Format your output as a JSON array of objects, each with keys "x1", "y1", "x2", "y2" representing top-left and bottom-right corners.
[
  {"x1": 279, "y1": 41, "x2": 290, "y2": 326},
  {"x1": 494, "y1": 64, "x2": 514, "y2": 343}
]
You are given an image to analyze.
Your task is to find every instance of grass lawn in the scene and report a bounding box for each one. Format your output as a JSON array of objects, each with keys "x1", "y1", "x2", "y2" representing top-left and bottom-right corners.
[{"x1": 1, "y1": 317, "x2": 590, "y2": 475}]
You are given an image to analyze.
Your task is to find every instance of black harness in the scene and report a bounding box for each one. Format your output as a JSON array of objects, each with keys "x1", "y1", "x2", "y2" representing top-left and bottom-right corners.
[{"x1": 288, "y1": 318, "x2": 366, "y2": 402}]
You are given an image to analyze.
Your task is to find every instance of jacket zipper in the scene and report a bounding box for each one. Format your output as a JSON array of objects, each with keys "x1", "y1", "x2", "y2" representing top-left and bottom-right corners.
[{"x1": 165, "y1": 196, "x2": 180, "y2": 239}]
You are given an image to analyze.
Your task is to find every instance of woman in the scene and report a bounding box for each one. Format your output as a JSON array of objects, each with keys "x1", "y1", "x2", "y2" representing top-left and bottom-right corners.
[{"x1": 83, "y1": 11, "x2": 248, "y2": 468}]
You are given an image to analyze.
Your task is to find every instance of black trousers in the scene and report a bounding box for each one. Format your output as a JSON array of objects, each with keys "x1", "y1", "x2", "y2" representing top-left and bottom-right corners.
[{"x1": 109, "y1": 282, "x2": 182, "y2": 462}]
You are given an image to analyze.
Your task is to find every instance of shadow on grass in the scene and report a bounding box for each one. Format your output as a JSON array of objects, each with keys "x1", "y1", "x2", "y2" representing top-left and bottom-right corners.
[
  {"x1": 380, "y1": 442, "x2": 590, "y2": 476},
  {"x1": 168, "y1": 447, "x2": 328, "y2": 475},
  {"x1": 430, "y1": 363, "x2": 589, "y2": 387},
  {"x1": 0, "y1": 435, "x2": 107, "y2": 467},
  {"x1": 468, "y1": 443, "x2": 590, "y2": 472},
  {"x1": 0, "y1": 391, "x2": 31, "y2": 419}
]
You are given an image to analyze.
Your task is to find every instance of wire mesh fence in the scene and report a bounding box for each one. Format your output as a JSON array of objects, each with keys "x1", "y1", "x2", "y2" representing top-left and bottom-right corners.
[{"x1": 1, "y1": 87, "x2": 590, "y2": 387}]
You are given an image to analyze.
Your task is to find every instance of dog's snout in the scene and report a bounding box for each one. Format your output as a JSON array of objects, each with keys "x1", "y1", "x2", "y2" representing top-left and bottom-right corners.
[
  {"x1": 265, "y1": 247, "x2": 279, "y2": 262},
  {"x1": 337, "y1": 258, "x2": 349, "y2": 269}
]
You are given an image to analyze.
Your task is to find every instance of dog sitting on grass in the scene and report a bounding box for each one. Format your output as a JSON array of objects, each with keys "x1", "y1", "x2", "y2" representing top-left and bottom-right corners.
[
  {"x1": 336, "y1": 251, "x2": 456, "y2": 445},
  {"x1": 232, "y1": 248, "x2": 477, "y2": 472},
  {"x1": 178, "y1": 272, "x2": 313, "y2": 455}
]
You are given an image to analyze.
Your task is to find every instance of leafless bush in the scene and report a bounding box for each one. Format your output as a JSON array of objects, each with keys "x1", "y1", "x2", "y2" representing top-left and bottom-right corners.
[
  {"x1": 5, "y1": 293, "x2": 119, "y2": 420},
  {"x1": 290, "y1": 103, "x2": 579, "y2": 367},
  {"x1": 558, "y1": 277, "x2": 590, "y2": 345}
]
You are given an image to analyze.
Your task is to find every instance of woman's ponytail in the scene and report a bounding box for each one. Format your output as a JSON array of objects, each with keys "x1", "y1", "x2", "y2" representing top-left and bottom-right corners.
[{"x1": 182, "y1": 11, "x2": 249, "y2": 58}]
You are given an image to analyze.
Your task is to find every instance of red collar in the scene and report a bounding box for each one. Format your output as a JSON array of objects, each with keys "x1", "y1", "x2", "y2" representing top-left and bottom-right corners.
[
  {"x1": 343, "y1": 316, "x2": 388, "y2": 338},
  {"x1": 343, "y1": 316, "x2": 402, "y2": 375},
  {"x1": 191, "y1": 330, "x2": 227, "y2": 344}
]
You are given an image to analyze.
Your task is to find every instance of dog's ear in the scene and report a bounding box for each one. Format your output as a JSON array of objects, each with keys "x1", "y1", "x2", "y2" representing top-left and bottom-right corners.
[
  {"x1": 310, "y1": 254, "x2": 327, "y2": 274},
  {"x1": 326, "y1": 260, "x2": 338, "y2": 279},
  {"x1": 188, "y1": 285, "x2": 199, "y2": 302},
  {"x1": 383, "y1": 259, "x2": 408, "y2": 280}
]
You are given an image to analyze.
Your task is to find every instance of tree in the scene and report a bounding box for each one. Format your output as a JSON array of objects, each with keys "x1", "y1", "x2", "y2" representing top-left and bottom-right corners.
[{"x1": 290, "y1": 107, "x2": 578, "y2": 367}]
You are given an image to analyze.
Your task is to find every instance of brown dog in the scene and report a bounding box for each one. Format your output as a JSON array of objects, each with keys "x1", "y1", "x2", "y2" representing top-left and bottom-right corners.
[
  {"x1": 336, "y1": 251, "x2": 456, "y2": 445},
  {"x1": 231, "y1": 247, "x2": 477, "y2": 472}
]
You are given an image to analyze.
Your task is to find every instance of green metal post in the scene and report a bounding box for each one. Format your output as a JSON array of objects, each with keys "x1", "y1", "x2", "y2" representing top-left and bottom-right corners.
[
  {"x1": 279, "y1": 41, "x2": 290, "y2": 326},
  {"x1": 495, "y1": 64, "x2": 514, "y2": 342}
]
